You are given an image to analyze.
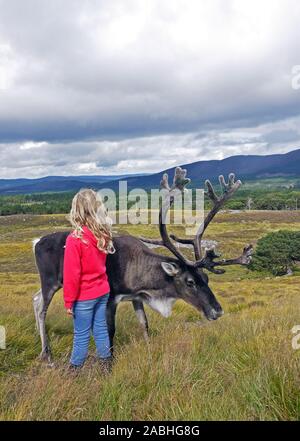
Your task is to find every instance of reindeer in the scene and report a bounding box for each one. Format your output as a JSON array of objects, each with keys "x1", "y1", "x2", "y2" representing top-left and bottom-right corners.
[{"x1": 33, "y1": 168, "x2": 252, "y2": 362}]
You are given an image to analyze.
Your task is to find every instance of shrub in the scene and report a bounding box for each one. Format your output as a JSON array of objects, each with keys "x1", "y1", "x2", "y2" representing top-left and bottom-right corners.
[{"x1": 250, "y1": 230, "x2": 300, "y2": 276}]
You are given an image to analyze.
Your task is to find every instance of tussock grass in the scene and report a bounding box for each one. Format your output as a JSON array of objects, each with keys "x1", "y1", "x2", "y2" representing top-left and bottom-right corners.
[{"x1": 0, "y1": 212, "x2": 300, "y2": 420}]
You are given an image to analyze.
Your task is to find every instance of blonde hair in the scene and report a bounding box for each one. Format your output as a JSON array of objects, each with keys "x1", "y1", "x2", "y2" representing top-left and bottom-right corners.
[{"x1": 68, "y1": 188, "x2": 115, "y2": 254}]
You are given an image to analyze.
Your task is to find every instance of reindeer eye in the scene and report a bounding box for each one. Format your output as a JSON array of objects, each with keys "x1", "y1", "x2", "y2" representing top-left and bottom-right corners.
[{"x1": 186, "y1": 279, "x2": 195, "y2": 287}]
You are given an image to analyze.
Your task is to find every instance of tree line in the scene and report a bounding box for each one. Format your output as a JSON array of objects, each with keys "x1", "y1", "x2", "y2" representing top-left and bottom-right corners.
[{"x1": 1, "y1": 188, "x2": 300, "y2": 215}]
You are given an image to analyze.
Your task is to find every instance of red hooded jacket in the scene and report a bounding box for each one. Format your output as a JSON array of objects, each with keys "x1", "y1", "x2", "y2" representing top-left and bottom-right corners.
[{"x1": 63, "y1": 225, "x2": 110, "y2": 309}]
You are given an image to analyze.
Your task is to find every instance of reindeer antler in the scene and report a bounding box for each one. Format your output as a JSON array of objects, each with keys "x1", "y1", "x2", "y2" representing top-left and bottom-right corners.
[
  {"x1": 140, "y1": 167, "x2": 194, "y2": 265},
  {"x1": 169, "y1": 173, "x2": 242, "y2": 260},
  {"x1": 194, "y1": 244, "x2": 253, "y2": 273},
  {"x1": 194, "y1": 173, "x2": 242, "y2": 258},
  {"x1": 141, "y1": 168, "x2": 253, "y2": 273}
]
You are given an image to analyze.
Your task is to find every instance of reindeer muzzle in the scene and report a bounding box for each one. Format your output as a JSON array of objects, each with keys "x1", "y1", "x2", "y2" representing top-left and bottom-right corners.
[{"x1": 205, "y1": 307, "x2": 224, "y2": 321}]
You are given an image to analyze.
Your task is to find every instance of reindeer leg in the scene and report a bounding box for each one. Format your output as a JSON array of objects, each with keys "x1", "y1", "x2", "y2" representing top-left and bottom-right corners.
[
  {"x1": 132, "y1": 300, "x2": 149, "y2": 341},
  {"x1": 36, "y1": 284, "x2": 59, "y2": 364},
  {"x1": 106, "y1": 296, "x2": 117, "y2": 355},
  {"x1": 33, "y1": 289, "x2": 42, "y2": 332}
]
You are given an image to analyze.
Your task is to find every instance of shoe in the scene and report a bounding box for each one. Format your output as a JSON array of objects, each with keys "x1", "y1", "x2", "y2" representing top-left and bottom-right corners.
[
  {"x1": 69, "y1": 363, "x2": 82, "y2": 370},
  {"x1": 98, "y1": 357, "x2": 113, "y2": 375},
  {"x1": 67, "y1": 363, "x2": 82, "y2": 377}
]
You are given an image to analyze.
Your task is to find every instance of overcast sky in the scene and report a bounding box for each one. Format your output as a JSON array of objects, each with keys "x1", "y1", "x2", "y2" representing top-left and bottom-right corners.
[{"x1": 1, "y1": 0, "x2": 300, "y2": 178}]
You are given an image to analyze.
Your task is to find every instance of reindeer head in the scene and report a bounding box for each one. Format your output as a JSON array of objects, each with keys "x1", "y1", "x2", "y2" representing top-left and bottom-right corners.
[
  {"x1": 160, "y1": 260, "x2": 223, "y2": 320},
  {"x1": 141, "y1": 167, "x2": 253, "y2": 321}
]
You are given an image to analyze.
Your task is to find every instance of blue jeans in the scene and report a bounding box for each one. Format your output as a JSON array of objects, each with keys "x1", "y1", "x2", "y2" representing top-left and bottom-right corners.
[{"x1": 70, "y1": 293, "x2": 111, "y2": 366}]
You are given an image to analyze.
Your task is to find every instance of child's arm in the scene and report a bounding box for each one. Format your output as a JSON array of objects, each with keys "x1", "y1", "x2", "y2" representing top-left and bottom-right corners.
[{"x1": 63, "y1": 235, "x2": 82, "y2": 310}]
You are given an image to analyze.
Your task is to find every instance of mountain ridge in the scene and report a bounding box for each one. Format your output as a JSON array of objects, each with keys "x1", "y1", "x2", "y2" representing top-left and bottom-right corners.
[{"x1": 1, "y1": 148, "x2": 300, "y2": 194}]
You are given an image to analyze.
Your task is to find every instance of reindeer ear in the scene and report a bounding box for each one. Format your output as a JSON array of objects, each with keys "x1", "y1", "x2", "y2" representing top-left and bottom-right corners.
[{"x1": 161, "y1": 262, "x2": 179, "y2": 277}]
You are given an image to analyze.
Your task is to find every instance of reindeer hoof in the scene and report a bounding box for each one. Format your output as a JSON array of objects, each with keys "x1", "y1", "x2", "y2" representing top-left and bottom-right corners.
[{"x1": 39, "y1": 350, "x2": 53, "y2": 366}]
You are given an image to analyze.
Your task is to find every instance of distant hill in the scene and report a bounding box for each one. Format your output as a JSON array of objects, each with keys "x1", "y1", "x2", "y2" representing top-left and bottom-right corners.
[
  {"x1": 0, "y1": 173, "x2": 147, "y2": 194},
  {"x1": 1, "y1": 148, "x2": 300, "y2": 194},
  {"x1": 97, "y1": 148, "x2": 300, "y2": 191}
]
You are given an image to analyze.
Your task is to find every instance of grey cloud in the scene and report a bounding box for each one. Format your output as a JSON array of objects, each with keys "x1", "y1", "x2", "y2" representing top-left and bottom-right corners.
[
  {"x1": 261, "y1": 129, "x2": 300, "y2": 144},
  {"x1": 1, "y1": 116, "x2": 300, "y2": 178},
  {"x1": 1, "y1": 1, "x2": 300, "y2": 177}
]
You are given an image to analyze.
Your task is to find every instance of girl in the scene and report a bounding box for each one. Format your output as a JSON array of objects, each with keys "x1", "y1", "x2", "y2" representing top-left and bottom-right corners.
[{"x1": 63, "y1": 188, "x2": 115, "y2": 371}]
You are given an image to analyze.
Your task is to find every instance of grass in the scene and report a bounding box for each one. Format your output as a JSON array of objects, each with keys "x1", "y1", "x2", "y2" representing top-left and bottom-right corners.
[{"x1": 0, "y1": 211, "x2": 300, "y2": 420}]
